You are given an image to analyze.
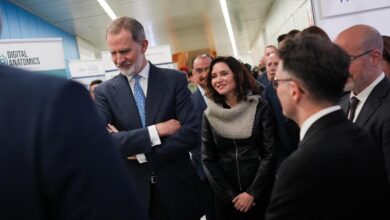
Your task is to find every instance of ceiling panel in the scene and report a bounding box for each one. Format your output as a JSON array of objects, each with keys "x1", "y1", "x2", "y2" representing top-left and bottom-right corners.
[{"x1": 11, "y1": 0, "x2": 274, "y2": 57}]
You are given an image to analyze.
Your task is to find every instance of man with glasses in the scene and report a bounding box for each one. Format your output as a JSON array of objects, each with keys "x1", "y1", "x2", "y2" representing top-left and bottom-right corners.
[
  {"x1": 335, "y1": 25, "x2": 390, "y2": 183},
  {"x1": 266, "y1": 35, "x2": 389, "y2": 219},
  {"x1": 191, "y1": 54, "x2": 216, "y2": 220}
]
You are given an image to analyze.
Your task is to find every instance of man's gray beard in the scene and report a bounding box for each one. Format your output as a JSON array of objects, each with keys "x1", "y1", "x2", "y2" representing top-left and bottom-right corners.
[
  {"x1": 118, "y1": 66, "x2": 135, "y2": 77},
  {"x1": 118, "y1": 56, "x2": 144, "y2": 77}
]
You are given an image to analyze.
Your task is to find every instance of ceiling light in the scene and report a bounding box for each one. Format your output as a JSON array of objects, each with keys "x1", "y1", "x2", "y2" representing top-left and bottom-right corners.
[
  {"x1": 219, "y1": 0, "x2": 238, "y2": 58},
  {"x1": 97, "y1": 0, "x2": 117, "y2": 20}
]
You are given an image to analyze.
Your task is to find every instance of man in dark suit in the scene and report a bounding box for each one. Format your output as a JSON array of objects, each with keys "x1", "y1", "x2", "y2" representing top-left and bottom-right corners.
[
  {"x1": 0, "y1": 65, "x2": 147, "y2": 220},
  {"x1": 191, "y1": 54, "x2": 216, "y2": 220},
  {"x1": 335, "y1": 24, "x2": 390, "y2": 182},
  {"x1": 266, "y1": 35, "x2": 389, "y2": 219},
  {"x1": 94, "y1": 17, "x2": 203, "y2": 220},
  {"x1": 262, "y1": 53, "x2": 299, "y2": 169}
]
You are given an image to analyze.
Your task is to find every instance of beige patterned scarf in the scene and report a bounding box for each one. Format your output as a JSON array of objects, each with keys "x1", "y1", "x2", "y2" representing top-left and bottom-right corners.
[{"x1": 205, "y1": 95, "x2": 259, "y2": 139}]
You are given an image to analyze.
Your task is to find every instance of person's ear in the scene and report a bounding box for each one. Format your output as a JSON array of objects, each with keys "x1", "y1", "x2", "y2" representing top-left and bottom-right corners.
[
  {"x1": 370, "y1": 49, "x2": 382, "y2": 65},
  {"x1": 289, "y1": 81, "x2": 305, "y2": 103},
  {"x1": 141, "y1": 39, "x2": 148, "y2": 53}
]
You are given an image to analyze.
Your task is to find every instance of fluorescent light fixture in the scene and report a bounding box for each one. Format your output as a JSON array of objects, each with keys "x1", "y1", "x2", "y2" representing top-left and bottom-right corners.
[
  {"x1": 219, "y1": 0, "x2": 238, "y2": 58},
  {"x1": 97, "y1": 0, "x2": 117, "y2": 20}
]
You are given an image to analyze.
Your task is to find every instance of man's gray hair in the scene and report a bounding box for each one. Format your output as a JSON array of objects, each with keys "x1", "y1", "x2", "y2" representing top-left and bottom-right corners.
[{"x1": 106, "y1": 16, "x2": 146, "y2": 42}]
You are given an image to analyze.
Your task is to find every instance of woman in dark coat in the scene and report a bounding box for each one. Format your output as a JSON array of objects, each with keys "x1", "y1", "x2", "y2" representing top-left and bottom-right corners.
[{"x1": 202, "y1": 56, "x2": 278, "y2": 220}]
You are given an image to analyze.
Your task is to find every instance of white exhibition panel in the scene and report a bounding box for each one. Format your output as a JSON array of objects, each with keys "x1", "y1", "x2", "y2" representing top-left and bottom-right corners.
[
  {"x1": 145, "y1": 44, "x2": 173, "y2": 64},
  {"x1": 0, "y1": 38, "x2": 65, "y2": 71},
  {"x1": 312, "y1": 0, "x2": 390, "y2": 40},
  {"x1": 68, "y1": 59, "x2": 105, "y2": 78}
]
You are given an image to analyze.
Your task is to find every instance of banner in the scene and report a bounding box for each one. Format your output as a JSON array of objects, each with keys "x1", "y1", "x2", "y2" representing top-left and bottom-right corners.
[
  {"x1": 319, "y1": 0, "x2": 390, "y2": 18},
  {"x1": 0, "y1": 38, "x2": 66, "y2": 77},
  {"x1": 312, "y1": 0, "x2": 390, "y2": 40},
  {"x1": 69, "y1": 59, "x2": 106, "y2": 87},
  {"x1": 69, "y1": 59, "x2": 105, "y2": 78}
]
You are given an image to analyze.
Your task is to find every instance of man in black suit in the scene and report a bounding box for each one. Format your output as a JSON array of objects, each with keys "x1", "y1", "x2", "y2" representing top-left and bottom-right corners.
[
  {"x1": 94, "y1": 17, "x2": 203, "y2": 220},
  {"x1": 266, "y1": 35, "x2": 389, "y2": 219},
  {"x1": 191, "y1": 54, "x2": 216, "y2": 220},
  {"x1": 262, "y1": 53, "x2": 299, "y2": 169},
  {"x1": 0, "y1": 65, "x2": 147, "y2": 220},
  {"x1": 335, "y1": 24, "x2": 390, "y2": 182}
]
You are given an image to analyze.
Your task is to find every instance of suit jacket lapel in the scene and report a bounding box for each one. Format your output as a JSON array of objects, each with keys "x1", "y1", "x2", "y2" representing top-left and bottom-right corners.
[
  {"x1": 112, "y1": 74, "x2": 142, "y2": 128},
  {"x1": 196, "y1": 89, "x2": 207, "y2": 112},
  {"x1": 355, "y1": 78, "x2": 390, "y2": 126},
  {"x1": 145, "y1": 64, "x2": 166, "y2": 126}
]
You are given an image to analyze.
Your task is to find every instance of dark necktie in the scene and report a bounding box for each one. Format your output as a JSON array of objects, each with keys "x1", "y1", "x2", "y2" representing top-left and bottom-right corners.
[
  {"x1": 132, "y1": 75, "x2": 146, "y2": 127},
  {"x1": 348, "y1": 96, "x2": 360, "y2": 122}
]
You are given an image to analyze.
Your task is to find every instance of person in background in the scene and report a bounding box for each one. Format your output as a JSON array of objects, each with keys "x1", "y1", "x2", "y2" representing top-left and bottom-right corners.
[
  {"x1": 191, "y1": 54, "x2": 216, "y2": 220},
  {"x1": 267, "y1": 34, "x2": 390, "y2": 220},
  {"x1": 300, "y1": 25, "x2": 331, "y2": 42},
  {"x1": 94, "y1": 16, "x2": 203, "y2": 220},
  {"x1": 258, "y1": 45, "x2": 277, "y2": 85},
  {"x1": 278, "y1": 29, "x2": 300, "y2": 48},
  {"x1": 277, "y1": 34, "x2": 287, "y2": 47},
  {"x1": 89, "y1": 79, "x2": 103, "y2": 100},
  {"x1": 202, "y1": 56, "x2": 277, "y2": 220},
  {"x1": 263, "y1": 53, "x2": 299, "y2": 169},
  {"x1": 335, "y1": 25, "x2": 390, "y2": 183},
  {"x1": 382, "y1": 35, "x2": 390, "y2": 78},
  {"x1": 187, "y1": 69, "x2": 198, "y2": 92}
]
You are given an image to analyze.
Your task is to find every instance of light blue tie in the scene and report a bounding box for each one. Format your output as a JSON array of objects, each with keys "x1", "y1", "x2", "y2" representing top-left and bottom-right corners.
[{"x1": 132, "y1": 75, "x2": 146, "y2": 127}]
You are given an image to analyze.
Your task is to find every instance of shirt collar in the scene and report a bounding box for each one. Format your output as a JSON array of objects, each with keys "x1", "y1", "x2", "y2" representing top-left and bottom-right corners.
[
  {"x1": 300, "y1": 105, "x2": 341, "y2": 141},
  {"x1": 198, "y1": 85, "x2": 206, "y2": 96},
  {"x1": 125, "y1": 62, "x2": 150, "y2": 82}
]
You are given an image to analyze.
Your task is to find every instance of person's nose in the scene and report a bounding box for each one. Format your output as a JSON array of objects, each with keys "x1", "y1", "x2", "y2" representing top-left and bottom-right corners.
[
  {"x1": 116, "y1": 53, "x2": 125, "y2": 65},
  {"x1": 215, "y1": 74, "x2": 223, "y2": 83}
]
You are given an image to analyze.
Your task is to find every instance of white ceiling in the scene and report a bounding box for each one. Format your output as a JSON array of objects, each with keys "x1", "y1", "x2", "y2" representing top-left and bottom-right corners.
[{"x1": 11, "y1": 0, "x2": 274, "y2": 57}]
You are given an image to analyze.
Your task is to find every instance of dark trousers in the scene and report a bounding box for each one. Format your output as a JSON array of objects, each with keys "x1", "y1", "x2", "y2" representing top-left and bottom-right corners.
[
  {"x1": 150, "y1": 183, "x2": 169, "y2": 220},
  {"x1": 202, "y1": 178, "x2": 217, "y2": 220},
  {"x1": 214, "y1": 193, "x2": 265, "y2": 220}
]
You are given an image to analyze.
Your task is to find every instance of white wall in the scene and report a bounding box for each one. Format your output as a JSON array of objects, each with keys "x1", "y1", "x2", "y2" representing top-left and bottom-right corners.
[
  {"x1": 312, "y1": 0, "x2": 390, "y2": 40},
  {"x1": 76, "y1": 37, "x2": 101, "y2": 60},
  {"x1": 249, "y1": 0, "x2": 311, "y2": 65}
]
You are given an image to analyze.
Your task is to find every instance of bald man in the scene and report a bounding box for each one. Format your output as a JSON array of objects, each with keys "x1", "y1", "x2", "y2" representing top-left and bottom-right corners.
[{"x1": 335, "y1": 25, "x2": 390, "y2": 182}]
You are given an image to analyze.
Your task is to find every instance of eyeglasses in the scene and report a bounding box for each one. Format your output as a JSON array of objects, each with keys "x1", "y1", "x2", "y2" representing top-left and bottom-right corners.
[
  {"x1": 193, "y1": 67, "x2": 209, "y2": 74},
  {"x1": 349, "y1": 49, "x2": 374, "y2": 61},
  {"x1": 272, "y1": 77, "x2": 293, "y2": 89}
]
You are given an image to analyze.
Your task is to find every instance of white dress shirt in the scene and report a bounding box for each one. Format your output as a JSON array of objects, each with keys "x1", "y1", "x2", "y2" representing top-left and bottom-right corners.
[{"x1": 125, "y1": 62, "x2": 161, "y2": 163}]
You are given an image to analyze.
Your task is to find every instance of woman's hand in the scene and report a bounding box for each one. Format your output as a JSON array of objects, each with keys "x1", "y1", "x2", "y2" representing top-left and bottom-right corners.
[{"x1": 232, "y1": 192, "x2": 255, "y2": 212}]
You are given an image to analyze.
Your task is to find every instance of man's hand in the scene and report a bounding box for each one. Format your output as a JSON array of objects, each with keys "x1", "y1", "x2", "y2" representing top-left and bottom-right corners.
[
  {"x1": 107, "y1": 123, "x2": 119, "y2": 133},
  {"x1": 155, "y1": 119, "x2": 181, "y2": 137},
  {"x1": 232, "y1": 192, "x2": 255, "y2": 212}
]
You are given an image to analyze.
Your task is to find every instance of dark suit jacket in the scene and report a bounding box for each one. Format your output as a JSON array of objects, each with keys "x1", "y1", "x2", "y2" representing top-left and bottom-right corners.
[
  {"x1": 191, "y1": 88, "x2": 207, "y2": 180},
  {"x1": 263, "y1": 84, "x2": 299, "y2": 168},
  {"x1": 94, "y1": 63, "x2": 203, "y2": 220},
  {"x1": 340, "y1": 77, "x2": 390, "y2": 182},
  {"x1": 266, "y1": 110, "x2": 390, "y2": 220},
  {"x1": 0, "y1": 65, "x2": 146, "y2": 220}
]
